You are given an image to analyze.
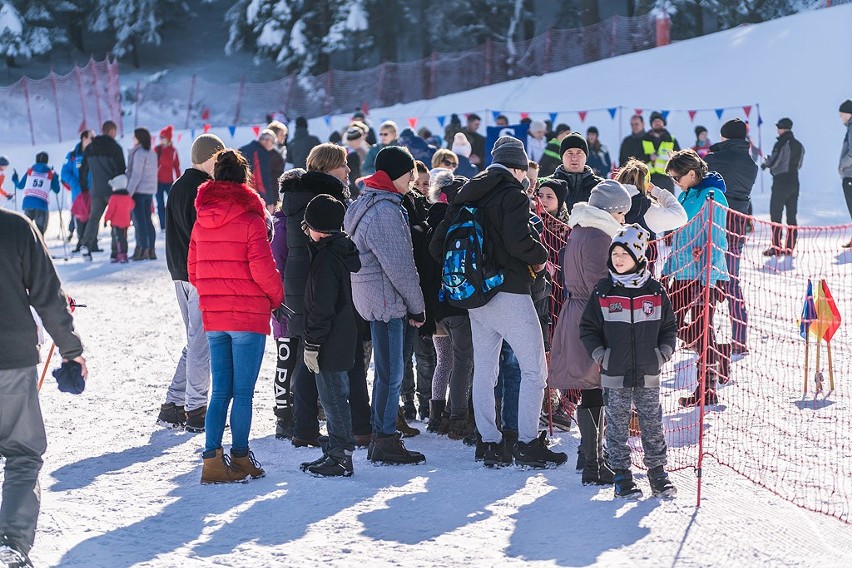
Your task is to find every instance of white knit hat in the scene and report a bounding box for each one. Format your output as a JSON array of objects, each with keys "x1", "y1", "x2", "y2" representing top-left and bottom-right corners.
[{"x1": 451, "y1": 132, "x2": 472, "y2": 158}]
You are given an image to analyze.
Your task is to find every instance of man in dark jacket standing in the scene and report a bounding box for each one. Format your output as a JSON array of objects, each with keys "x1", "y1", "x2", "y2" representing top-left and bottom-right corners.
[
  {"x1": 430, "y1": 136, "x2": 566, "y2": 469},
  {"x1": 0, "y1": 208, "x2": 86, "y2": 566},
  {"x1": 287, "y1": 117, "x2": 321, "y2": 170},
  {"x1": 549, "y1": 132, "x2": 605, "y2": 211},
  {"x1": 706, "y1": 119, "x2": 758, "y2": 356},
  {"x1": 79, "y1": 120, "x2": 125, "y2": 261},
  {"x1": 463, "y1": 113, "x2": 487, "y2": 170},
  {"x1": 761, "y1": 117, "x2": 804, "y2": 256},
  {"x1": 838, "y1": 99, "x2": 852, "y2": 248},
  {"x1": 619, "y1": 114, "x2": 646, "y2": 167},
  {"x1": 239, "y1": 129, "x2": 276, "y2": 213},
  {"x1": 159, "y1": 134, "x2": 224, "y2": 433}
]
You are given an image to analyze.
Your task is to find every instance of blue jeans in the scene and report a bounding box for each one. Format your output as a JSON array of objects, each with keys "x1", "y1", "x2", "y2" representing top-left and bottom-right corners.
[
  {"x1": 725, "y1": 233, "x2": 747, "y2": 347},
  {"x1": 316, "y1": 370, "x2": 354, "y2": 452},
  {"x1": 370, "y1": 318, "x2": 405, "y2": 436},
  {"x1": 132, "y1": 194, "x2": 156, "y2": 249},
  {"x1": 204, "y1": 331, "x2": 266, "y2": 454},
  {"x1": 494, "y1": 341, "x2": 520, "y2": 433},
  {"x1": 156, "y1": 181, "x2": 171, "y2": 229}
]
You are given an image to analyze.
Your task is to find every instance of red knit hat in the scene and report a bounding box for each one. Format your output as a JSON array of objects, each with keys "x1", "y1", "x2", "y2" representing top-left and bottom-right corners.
[{"x1": 159, "y1": 125, "x2": 174, "y2": 141}]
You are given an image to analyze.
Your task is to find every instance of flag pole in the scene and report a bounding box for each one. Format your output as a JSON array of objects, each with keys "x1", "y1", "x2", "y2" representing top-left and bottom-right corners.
[
  {"x1": 826, "y1": 341, "x2": 835, "y2": 392},
  {"x1": 815, "y1": 335, "x2": 821, "y2": 392},
  {"x1": 803, "y1": 333, "x2": 809, "y2": 395}
]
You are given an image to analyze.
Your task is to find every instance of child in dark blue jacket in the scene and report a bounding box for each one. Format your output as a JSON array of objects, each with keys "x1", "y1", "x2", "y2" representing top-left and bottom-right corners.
[{"x1": 579, "y1": 224, "x2": 678, "y2": 499}]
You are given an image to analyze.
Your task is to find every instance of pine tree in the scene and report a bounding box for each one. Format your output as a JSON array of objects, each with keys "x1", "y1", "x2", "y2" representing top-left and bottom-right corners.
[
  {"x1": 660, "y1": 0, "x2": 810, "y2": 39},
  {"x1": 0, "y1": 1, "x2": 66, "y2": 64}
]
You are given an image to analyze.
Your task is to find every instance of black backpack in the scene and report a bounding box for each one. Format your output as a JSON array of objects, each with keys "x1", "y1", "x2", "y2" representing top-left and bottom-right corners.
[{"x1": 439, "y1": 205, "x2": 504, "y2": 309}]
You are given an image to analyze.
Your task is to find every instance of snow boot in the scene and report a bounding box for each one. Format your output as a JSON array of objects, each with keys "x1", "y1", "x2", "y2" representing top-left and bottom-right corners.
[
  {"x1": 230, "y1": 450, "x2": 265, "y2": 479},
  {"x1": 426, "y1": 400, "x2": 445, "y2": 433},
  {"x1": 185, "y1": 405, "x2": 207, "y2": 433},
  {"x1": 156, "y1": 402, "x2": 186, "y2": 429},
  {"x1": 436, "y1": 411, "x2": 451, "y2": 435},
  {"x1": 575, "y1": 447, "x2": 586, "y2": 472},
  {"x1": 117, "y1": 252, "x2": 128, "y2": 263},
  {"x1": 648, "y1": 465, "x2": 677, "y2": 498},
  {"x1": 483, "y1": 438, "x2": 513, "y2": 468},
  {"x1": 274, "y1": 407, "x2": 293, "y2": 440},
  {"x1": 716, "y1": 343, "x2": 732, "y2": 385},
  {"x1": 679, "y1": 363, "x2": 719, "y2": 407},
  {"x1": 201, "y1": 448, "x2": 250, "y2": 484},
  {"x1": 402, "y1": 398, "x2": 417, "y2": 422},
  {"x1": 132, "y1": 248, "x2": 149, "y2": 261},
  {"x1": 370, "y1": 432, "x2": 425, "y2": 465},
  {"x1": 148, "y1": 248, "x2": 157, "y2": 260},
  {"x1": 577, "y1": 406, "x2": 615, "y2": 485},
  {"x1": 418, "y1": 396, "x2": 430, "y2": 422},
  {"x1": 353, "y1": 433, "x2": 372, "y2": 448},
  {"x1": 307, "y1": 448, "x2": 354, "y2": 477},
  {"x1": 80, "y1": 245, "x2": 92, "y2": 262},
  {"x1": 501, "y1": 430, "x2": 518, "y2": 464},
  {"x1": 0, "y1": 537, "x2": 31, "y2": 568},
  {"x1": 471, "y1": 431, "x2": 486, "y2": 461},
  {"x1": 292, "y1": 435, "x2": 322, "y2": 448},
  {"x1": 513, "y1": 431, "x2": 568, "y2": 469},
  {"x1": 613, "y1": 469, "x2": 643, "y2": 499},
  {"x1": 396, "y1": 407, "x2": 420, "y2": 437}
]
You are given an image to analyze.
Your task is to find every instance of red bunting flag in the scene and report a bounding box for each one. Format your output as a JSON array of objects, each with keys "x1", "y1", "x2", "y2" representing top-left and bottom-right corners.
[
  {"x1": 252, "y1": 126, "x2": 261, "y2": 137},
  {"x1": 743, "y1": 105, "x2": 752, "y2": 118},
  {"x1": 78, "y1": 120, "x2": 86, "y2": 133},
  {"x1": 176, "y1": 133, "x2": 182, "y2": 143},
  {"x1": 578, "y1": 111, "x2": 587, "y2": 122},
  {"x1": 688, "y1": 110, "x2": 697, "y2": 121},
  {"x1": 408, "y1": 117, "x2": 417, "y2": 129},
  {"x1": 520, "y1": 112, "x2": 530, "y2": 119},
  {"x1": 201, "y1": 108, "x2": 210, "y2": 121},
  {"x1": 203, "y1": 124, "x2": 211, "y2": 134},
  {"x1": 634, "y1": 108, "x2": 643, "y2": 116}
]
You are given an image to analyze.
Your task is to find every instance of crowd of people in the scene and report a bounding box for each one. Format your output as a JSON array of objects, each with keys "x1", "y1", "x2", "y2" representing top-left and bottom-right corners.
[{"x1": 1, "y1": 99, "x2": 852, "y2": 568}]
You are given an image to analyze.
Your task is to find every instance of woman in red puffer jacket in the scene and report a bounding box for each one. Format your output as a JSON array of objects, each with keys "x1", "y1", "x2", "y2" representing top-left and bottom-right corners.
[{"x1": 189, "y1": 149, "x2": 284, "y2": 484}]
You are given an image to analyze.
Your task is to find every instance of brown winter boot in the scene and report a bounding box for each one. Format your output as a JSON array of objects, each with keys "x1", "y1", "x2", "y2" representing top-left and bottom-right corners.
[
  {"x1": 201, "y1": 448, "x2": 250, "y2": 484},
  {"x1": 133, "y1": 248, "x2": 150, "y2": 261},
  {"x1": 130, "y1": 246, "x2": 142, "y2": 260},
  {"x1": 147, "y1": 247, "x2": 157, "y2": 260},
  {"x1": 397, "y1": 406, "x2": 420, "y2": 438},
  {"x1": 230, "y1": 450, "x2": 266, "y2": 479}
]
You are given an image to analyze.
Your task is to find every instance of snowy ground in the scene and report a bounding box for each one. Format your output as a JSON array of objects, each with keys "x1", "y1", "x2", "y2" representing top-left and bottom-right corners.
[{"x1": 1, "y1": 212, "x2": 846, "y2": 567}]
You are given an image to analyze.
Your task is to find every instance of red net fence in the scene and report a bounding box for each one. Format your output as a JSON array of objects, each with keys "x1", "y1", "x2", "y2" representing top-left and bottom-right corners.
[
  {"x1": 0, "y1": 58, "x2": 122, "y2": 146},
  {"x1": 541, "y1": 196, "x2": 852, "y2": 523}
]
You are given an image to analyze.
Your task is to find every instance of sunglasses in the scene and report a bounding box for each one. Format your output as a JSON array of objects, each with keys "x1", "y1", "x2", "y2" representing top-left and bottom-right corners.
[
  {"x1": 669, "y1": 172, "x2": 687, "y2": 183},
  {"x1": 441, "y1": 159, "x2": 458, "y2": 167}
]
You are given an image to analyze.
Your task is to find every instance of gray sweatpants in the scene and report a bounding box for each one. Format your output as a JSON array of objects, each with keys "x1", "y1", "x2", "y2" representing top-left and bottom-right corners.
[
  {"x1": 166, "y1": 281, "x2": 210, "y2": 411},
  {"x1": 605, "y1": 387, "x2": 668, "y2": 470},
  {"x1": 469, "y1": 292, "x2": 547, "y2": 444},
  {"x1": 0, "y1": 367, "x2": 46, "y2": 554}
]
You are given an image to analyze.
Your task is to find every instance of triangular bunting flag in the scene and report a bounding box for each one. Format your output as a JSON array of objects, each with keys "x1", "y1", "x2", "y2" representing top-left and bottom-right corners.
[
  {"x1": 203, "y1": 124, "x2": 211, "y2": 134},
  {"x1": 78, "y1": 120, "x2": 86, "y2": 133},
  {"x1": 607, "y1": 107, "x2": 617, "y2": 119},
  {"x1": 361, "y1": 102, "x2": 370, "y2": 115},
  {"x1": 715, "y1": 108, "x2": 724, "y2": 120},
  {"x1": 408, "y1": 117, "x2": 417, "y2": 129},
  {"x1": 688, "y1": 110, "x2": 697, "y2": 121},
  {"x1": 758, "y1": 114, "x2": 764, "y2": 126},
  {"x1": 437, "y1": 115, "x2": 446, "y2": 128},
  {"x1": 252, "y1": 125, "x2": 261, "y2": 137},
  {"x1": 492, "y1": 110, "x2": 502, "y2": 122},
  {"x1": 520, "y1": 112, "x2": 530, "y2": 120},
  {"x1": 743, "y1": 105, "x2": 752, "y2": 118},
  {"x1": 176, "y1": 133, "x2": 182, "y2": 143},
  {"x1": 661, "y1": 110, "x2": 670, "y2": 121},
  {"x1": 190, "y1": 129, "x2": 195, "y2": 140},
  {"x1": 634, "y1": 108, "x2": 643, "y2": 116},
  {"x1": 578, "y1": 111, "x2": 587, "y2": 122},
  {"x1": 228, "y1": 125, "x2": 236, "y2": 138},
  {"x1": 549, "y1": 112, "x2": 558, "y2": 124},
  {"x1": 323, "y1": 115, "x2": 332, "y2": 126},
  {"x1": 201, "y1": 108, "x2": 210, "y2": 121}
]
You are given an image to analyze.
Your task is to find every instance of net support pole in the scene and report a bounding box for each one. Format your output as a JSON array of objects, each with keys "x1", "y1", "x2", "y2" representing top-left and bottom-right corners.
[
  {"x1": 184, "y1": 74, "x2": 197, "y2": 130},
  {"x1": 22, "y1": 77, "x2": 36, "y2": 146},
  {"x1": 50, "y1": 71, "x2": 63, "y2": 143},
  {"x1": 696, "y1": 191, "x2": 716, "y2": 507}
]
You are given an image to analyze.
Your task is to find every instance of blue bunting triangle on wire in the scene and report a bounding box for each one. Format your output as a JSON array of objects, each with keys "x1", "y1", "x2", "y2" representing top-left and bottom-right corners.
[
  {"x1": 549, "y1": 112, "x2": 558, "y2": 123},
  {"x1": 608, "y1": 107, "x2": 617, "y2": 119},
  {"x1": 437, "y1": 115, "x2": 446, "y2": 128},
  {"x1": 715, "y1": 108, "x2": 725, "y2": 120},
  {"x1": 228, "y1": 126, "x2": 236, "y2": 138}
]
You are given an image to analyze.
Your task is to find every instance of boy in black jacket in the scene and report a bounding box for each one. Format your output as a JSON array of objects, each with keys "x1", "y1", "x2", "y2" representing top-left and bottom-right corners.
[
  {"x1": 579, "y1": 224, "x2": 677, "y2": 499},
  {"x1": 299, "y1": 195, "x2": 362, "y2": 477}
]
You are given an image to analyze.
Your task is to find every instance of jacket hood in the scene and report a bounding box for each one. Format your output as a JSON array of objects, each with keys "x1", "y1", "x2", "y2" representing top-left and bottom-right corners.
[
  {"x1": 195, "y1": 180, "x2": 265, "y2": 229},
  {"x1": 281, "y1": 170, "x2": 348, "y2": 217},
  {"x1": 29, "y1": 163, "x2": 54, "y2": 174},
  {"x1": 453, "y1": 166, "x2": 518, "y2": 205},
  {"x1": 568, "y1": 202, "x2": 624, "y2": 237},
  {"x1": 344, "y1": 188, "x2": 404, "y2": 235},
  {"x1": 695, "y1": 171, "x2": 727, "y2": 194},
  {"x1": 316, "y1": 232, "x2": 362, "y2": 273},
  {"x1": 709, "y1": 139, "x2": 750, "y2": 153}
]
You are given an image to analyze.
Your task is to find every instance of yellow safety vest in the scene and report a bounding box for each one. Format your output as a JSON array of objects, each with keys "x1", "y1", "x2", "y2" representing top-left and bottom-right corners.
[{"x1": 642, "y1": 139, "x2": 675, "y2": 175}]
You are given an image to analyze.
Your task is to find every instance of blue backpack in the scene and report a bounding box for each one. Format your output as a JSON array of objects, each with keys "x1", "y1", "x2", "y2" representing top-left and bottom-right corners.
[{"x1": 440, "y1": 205, "x2": 504, "y2": 309}]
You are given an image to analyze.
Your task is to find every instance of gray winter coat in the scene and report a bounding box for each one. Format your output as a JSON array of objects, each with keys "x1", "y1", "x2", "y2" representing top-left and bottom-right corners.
[
  {"x1": 344, "y1": 188, "x2": 425, "y2": 322},
  {"x1": 126, "y1": 147, "x2": 158, "y2": 196},
  {"x1": 840, "y1": 120, "x2": 852, "y2": 178}
]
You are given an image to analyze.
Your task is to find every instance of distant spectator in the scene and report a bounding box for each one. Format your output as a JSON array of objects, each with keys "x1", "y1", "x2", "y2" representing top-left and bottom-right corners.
[
  {"x1": 363, "y1": 120, "x2": 398, "y2": 176},
  {"x1": 463, "y1": 113, "x2": 486, "y2": 169},
  {"x1": 838, "y1": 99, "x2": 852, "y2": 248},
  {"x1": 692, "y1": 126, "x2": 711, "y2": 158},
  {"x1": 495, "y1": 114, "x2": 509, "y2": 127},
  {"x1": 619, "y1": 114, "x2": 645, "y2": 168},
  {"x1": 527, "y1": 120, "x2": 548, "y2": 163},
  {"x1": 586, "y1": 127, "x2": 612, "y2": 177},
  {"x1": 79, "y1": 120, "x2": 126, "y2": 259},
  {"x1": 443, "y1": 113, "x2": 463, "y2": 149},
  {"x1": 126, "y1": 128, "x2": 158, "y2": 260},
  {"x1": 761, "y1": 117, "x2": 804, "y2": 256},
  {"x1": 431, "y1": 149, "x2": 458, "y2": 172},
  {"x1": 12, "y1": 151, "x2": 60, "y2": 234},
  {"x1": 351, "y1": 110, "x2": 377, "y2": 145},
  {"x1": 60, "y1": 130, "x2": 94, "y2": 250},
  {"x1": 398, "y1": 128, "x2": 437, "y2": 166},
  {"x1": 539, "y1": 123, "x2": 571, "y2": 177},
  {"x1": 155, "y1": 125, "x2": 181, "y2": 230},
  {"x1": 287, "y1": 116, "x2": 321, "y2": 169},
  {"x1": 450, "y1": 133, "x2": 478, "y2": 178},
  {"x1": 266, "y1": 120, "x2": 289, "y2": 183},
  {"x1": 239, "y1": 128, "x2": 277, "y2": 212}
]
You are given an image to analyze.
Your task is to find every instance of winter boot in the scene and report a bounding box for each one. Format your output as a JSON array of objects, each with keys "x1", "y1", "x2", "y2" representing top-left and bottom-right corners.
[
  {"x1": 483, "y1": 438, "x2": 513, "y2": 468},
  {"x1": 426, "y1": 400, "x2": 446, "y2": 433},
  {"x1": 156, "y1": 402, "x2": 186, "y2": 429},
  {"x1": 292, "y1": 435, "x2": 322, "y2": 448},
  {"x1": 130, "y1": 246, "x2": 142, "y2": 260},
  {"x1": 370, "y1": 432, "x2": 426, "y2": 465},
  {"x1": 577, "y1": 406, "x2": 615, "y2": 485},
  {"x1": 133, "y1": 248, "x2": 149, "y2": 261},
  {"x1": 402, "y1": 398, "x2": 417, "y2": 422},
  {"x1": 717, "y1": 343, "x2": 732, "y2": 385},
  {"x1": 230, "y1": 450, "x2": 265, "y2": 479},
  {"x1": 201, "y1": 448, "x2": 250, "y2": 484},
  {"x1": 613, "y1": 469, "x2": 643, "y2": 499},
  {"x1": 353, "y1": 433, "x2": 373, "y2": 448},
  {"x1": 397, "y1": 407, "x2": 420, "y2": 437},
  {"x1": 436, "y1": 411, "x2": 451, "y2": 435},
  {"x1": 513, "y1": 431, "x2": 568, "y2": 469},
  {"x1": 148, "y1": 247, "x2": 157, "y2": 260},
  {"x1": 117, "y1": 252, "x2": 128, "y2": 263},
  {"x1": 679, "y1": 364, "x2": 719, "y2": 407},
  {"x1": 648, "y1": 465, "x2": 677, "y2": 498},
  {"x1": 81, "y1": 245, "x2": 92, "y2": 262},
  {"x1": 275, "y1": 407, "x2": 294, "y2": 440},
  {"x1": 501, "y1": 430, "x2": 518, "y2": 464},
  {"x1": 0, "y1": 537, "x2": 31, "y2": 568},
  {"x1": 575, "y1": 447, "x2": 586, "y2": 472},
  {"x1": 307, "y1": 448, "x2": 354, "y2": 477},
  {"x1": 418, "y1": 396, "x2": 430, "y2": 422},
  {"x1": 185, "y1": 406, "x2": 207, "y2": 433}
]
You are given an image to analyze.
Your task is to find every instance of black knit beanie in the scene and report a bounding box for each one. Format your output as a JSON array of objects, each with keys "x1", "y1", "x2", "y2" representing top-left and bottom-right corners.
[
  {"x1": 559, "y1": 132, "x2": 588, "y2": 157},
  {"x1": 304, "y1": 194, "x2": 345, "y2": 234},
  {"x1": 719, "y1": 119, "x2": 747, "y2": 140},
  {"x1": 839, "y1": 99, "x2": 852, "y2": 114},
  {"x1": 375, "y1": 146, "x2": 415, "y2": 181},
  {"x1": 539, "y1": 178, "x2": 569, "y2": 213}
]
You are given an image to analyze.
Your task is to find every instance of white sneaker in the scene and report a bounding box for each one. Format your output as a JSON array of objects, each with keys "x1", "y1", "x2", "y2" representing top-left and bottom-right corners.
[{"x1": 80, "y1": 245, "x2": 92, "y2": 262}]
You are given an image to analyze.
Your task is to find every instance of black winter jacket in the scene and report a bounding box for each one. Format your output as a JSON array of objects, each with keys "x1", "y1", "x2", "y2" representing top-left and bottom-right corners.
[
  {"x1": 549, "y1": 165, "x2": 603, "y2": 212},
  {"x1": 764, "y1": 131, "x2": 804, "y2": 181},
  {"x1": 619, "y1": 132, "x2": 646, "y2": 167},
  {"x1": 0, "y1": 209, "x2": 83, "y2": 370},
  {"x1": 80, "y1": 135, "x2": 125, "y2": 197},
  {"x1": 281, "y1": 170, "x2": 349, "y2": 337},
  {"x1": 304, "y1": 233, "x2": 361, "y2": 371},
  {"x1": 286, "y1": 127, "x2": 321, "y2": 170},
  {"x1": 430, "y1": 166, "x2": 547, "y2": 296},
  {"x1": 705, "y1": 139, "x2": 758, "y2": 212},
  {"x1": 579, "y1": 276, "x2": 677, "y2": 389},
  {"x1": 166, "y1": 168, "x2": 210, "y2": 281}
]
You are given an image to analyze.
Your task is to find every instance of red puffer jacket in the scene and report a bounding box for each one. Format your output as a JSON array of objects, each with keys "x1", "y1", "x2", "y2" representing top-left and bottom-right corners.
[{"x1": 189, "y1": 180, "x2": 284, "y2": 335}]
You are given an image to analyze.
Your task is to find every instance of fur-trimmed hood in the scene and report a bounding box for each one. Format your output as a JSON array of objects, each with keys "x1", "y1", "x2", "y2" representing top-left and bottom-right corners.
[
  {"x1": 567, "y1": 201, "x2": 623, "y2": 237},
  {"x1": 195, "y1": 180, "x2": 266, "y2": 229},
  {"x1": 280, "y1": 170, "x2": 349, "y2": 218}
]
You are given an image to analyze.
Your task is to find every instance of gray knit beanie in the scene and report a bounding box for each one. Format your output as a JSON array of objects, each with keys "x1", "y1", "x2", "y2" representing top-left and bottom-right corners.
[
  {"x1": 490, "y1": 135, "x2": 529, "y2": 170},
  {"x1": 191, "y1": 133, "x2": 225, "y2": 165},
  {"x1": 589, "y1": 179, "x2": 632, "y2": 214}
]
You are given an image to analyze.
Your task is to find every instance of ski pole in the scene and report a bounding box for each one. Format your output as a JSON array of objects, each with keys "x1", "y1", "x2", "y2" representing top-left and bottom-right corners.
[{"x1": 37, "y1": 342, "x2": 56, "y2": 391}]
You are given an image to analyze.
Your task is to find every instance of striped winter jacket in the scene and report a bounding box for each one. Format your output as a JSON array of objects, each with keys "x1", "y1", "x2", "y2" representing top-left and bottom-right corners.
[{"x1": 579, "y1": 276, "x2": 677, "y2": 389}]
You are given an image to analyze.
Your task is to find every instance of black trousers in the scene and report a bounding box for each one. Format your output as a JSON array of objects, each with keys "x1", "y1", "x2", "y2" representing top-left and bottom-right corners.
[
  {"x1": 769, "y1": 176, "x2": 799, "y2": 250},
  {"x1": 843, "y1": 177, "x2": 852, "y2": 221}
]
